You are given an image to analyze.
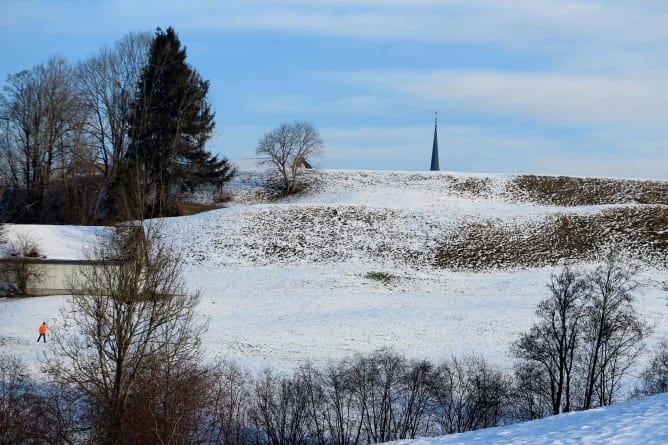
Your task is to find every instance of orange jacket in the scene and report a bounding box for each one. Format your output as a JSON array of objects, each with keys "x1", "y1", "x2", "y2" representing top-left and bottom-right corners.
[{"x1": 39, "y1": 324, "x2": 46, "y2": 335}]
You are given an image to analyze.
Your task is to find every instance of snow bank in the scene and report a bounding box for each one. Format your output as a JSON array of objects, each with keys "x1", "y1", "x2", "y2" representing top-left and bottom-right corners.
[{"x1": 387, "y1": 393, "x2": 668, "y2": 445}]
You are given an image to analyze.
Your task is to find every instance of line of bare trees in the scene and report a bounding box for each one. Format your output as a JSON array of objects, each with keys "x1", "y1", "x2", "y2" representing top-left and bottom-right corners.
[
  {"x1": 0, "y1": 347, "x2": 514, "y2": 445},
  {"x1": 0, "y1": 33, "x2": 150, "y2": 223},
  {"x1": 3, "y1": 341, "x2": 667, "y2": 445}
]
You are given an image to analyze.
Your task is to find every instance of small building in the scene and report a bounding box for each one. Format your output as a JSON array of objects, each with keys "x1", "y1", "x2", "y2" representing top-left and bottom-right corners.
[
  {"x1": 0, "y1": 258, "x2": 118, "y2": 296},
  {"x1": 0, "y1": 224, "x2": 144, "y2": 297},
  {"x1": 71, "y1": 160, "x2": 111, "y2": 176},
  {"x1": 294, "y1": 157, "x2": 312, "y2": 169}
]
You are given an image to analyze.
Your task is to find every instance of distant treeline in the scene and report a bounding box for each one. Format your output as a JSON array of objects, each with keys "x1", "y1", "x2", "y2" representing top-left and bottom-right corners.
[{"x1": 0, "y1": 27, "x2": 233, "y2": 224}]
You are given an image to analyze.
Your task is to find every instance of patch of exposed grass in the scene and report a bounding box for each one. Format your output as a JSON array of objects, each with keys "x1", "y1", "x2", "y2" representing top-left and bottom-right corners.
[
  {"x1": 255, "y1": 169, "x2": 323, "y2": 201},
  {"x1": 508, "y1": 175, "x2": 668, "y2": 206},
  {"x1": 449, "y1": 176, "x2": 495, "y2": 198},
  {"x1": 433, "y1": 206, "x2": 668, "y2": 271},
  {"x1": 177, "y1": 201, "x2": 223, "y2": 216},
  {"x1": 365, "y1": 271, "x2": 396, "y2": 285}
]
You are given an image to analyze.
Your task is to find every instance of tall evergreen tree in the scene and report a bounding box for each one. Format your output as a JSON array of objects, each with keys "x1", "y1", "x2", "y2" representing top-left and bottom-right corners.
[{"x1": 119, "y1": 27, "x2": 233, "y2": 219}]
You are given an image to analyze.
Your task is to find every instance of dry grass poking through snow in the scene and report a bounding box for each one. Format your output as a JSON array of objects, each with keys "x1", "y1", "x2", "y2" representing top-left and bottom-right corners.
[
  {"x1": 434, "y1": 206, "x2": 668, "y2": 271},
  {"x1": 509, "y1": 175, "x2": 668, "y2": 206},
  {"x1": 435, "y1": 174, "x2": 668, "y2": 270},
  {"x1": 196, "y1": 168, "x2": 668, "y2": 272}
]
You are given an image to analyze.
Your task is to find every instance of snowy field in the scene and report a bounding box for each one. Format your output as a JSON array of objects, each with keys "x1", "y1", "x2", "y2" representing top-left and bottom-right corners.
[
  {"x1": 1, "y1": 166, "x2": 667, "y2": 374},
  {"x1": 1, "y1": 166, "x2": 667, "y2": 442}
]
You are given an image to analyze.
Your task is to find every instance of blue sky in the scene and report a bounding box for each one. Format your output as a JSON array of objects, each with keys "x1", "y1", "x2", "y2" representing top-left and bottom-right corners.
[{"x1": 2, "y1": 0, "x2": 667, "y2": 178}]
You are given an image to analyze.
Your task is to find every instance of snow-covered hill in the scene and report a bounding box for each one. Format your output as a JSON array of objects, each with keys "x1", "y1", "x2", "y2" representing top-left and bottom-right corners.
[
  {"x1": 1, "y1": 166, "x2": 667, "y2": 372},
  {"x1": 175, "y1": 167, "x2": 668, "y2": 269},
  {"x1": 2, "y1": 165, "x2": 667, "y2": 443}
]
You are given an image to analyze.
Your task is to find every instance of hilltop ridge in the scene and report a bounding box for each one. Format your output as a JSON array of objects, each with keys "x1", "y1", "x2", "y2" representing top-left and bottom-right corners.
[{"x1": 173, "y1": 166, "x2": 668, "y2": 271}]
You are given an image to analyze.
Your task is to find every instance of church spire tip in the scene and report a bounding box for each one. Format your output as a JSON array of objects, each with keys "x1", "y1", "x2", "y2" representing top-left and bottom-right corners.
[{"x1": 430, "y1": 112, "x2": 440, "y2": 171}]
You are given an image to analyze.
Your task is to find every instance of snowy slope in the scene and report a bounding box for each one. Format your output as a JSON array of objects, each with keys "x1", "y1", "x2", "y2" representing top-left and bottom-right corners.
[
  {"x1": 388, "y1": 393, "x2": 668, "y2": 445},
  {"x1": 1, "y1": 166, "x2": 667, "y2": 442},
  {"x1": 1, "y1": 167, "x2": 667, "y2": 375},
  {"x1": 0, "y1": 224, "x2": 102, "y2": 259}
]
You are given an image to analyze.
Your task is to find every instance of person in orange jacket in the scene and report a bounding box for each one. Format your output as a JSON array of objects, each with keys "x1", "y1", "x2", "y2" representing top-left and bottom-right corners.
[{"x1": 37, "y1": 322, "x2": 46, "y2": 343}]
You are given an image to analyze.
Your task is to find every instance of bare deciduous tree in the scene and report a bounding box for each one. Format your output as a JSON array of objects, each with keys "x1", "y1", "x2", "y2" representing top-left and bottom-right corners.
[
  {"x1": 633, "y1": 339, "x2": 668, "y2": 398},
  {"x1": 0, "y1": 354, "x2": 37, "y2": 443},
  {"x1": 122, "y1": 359, "x2": 213, "y2": 445},
  {"x1": 77, "y1": 31, "x2": 151, "y2": 176},
  {"x1": 319, "y1": 360, "x2": 363, "y2": 445},
  {"x1": 206, "y1": 360, "x2": 254, "y2": 445},
  {"x1": 0, "y1": 56, "x2": 84, "y2": 222},
  {"x1": 2, "y1": 233, "x2": 45, "y2": 296},
  {"x1": 249, "y1": 368, "x2": 312, "y2": 445},
  {"x1": 0, "y1": 33, "x2": 151, "y2": 224},
  {"x1": 513, "y1": 266, "x2": 588, "y2": 415},
  {"x1": 47, "y1": 224, "x2": 203, "y2": 444},
  {"x1": 510, "y1": 361, "x2": 553, "y2": 422},
  {"x1": 580, "y1": 256, "x2": 649, "y2": 409},
  {"x1": 350, "y1": 349, "x2": 406, "y2": 444},
  {"x1": 71, "y1": 31, "x2": 152, "y2": 222},
  {"x1": 0, "y1": 354, "x2": 85, "y2": 444},
  {"x1": 396, "y1": 359, "x2": 437, "y2": 438},
  {"x1": 256, "y1": 122, "x2": 324, "y2": 195},
  {"x1": 431, "y1": 356, "x2": 510, "y2": 434}
]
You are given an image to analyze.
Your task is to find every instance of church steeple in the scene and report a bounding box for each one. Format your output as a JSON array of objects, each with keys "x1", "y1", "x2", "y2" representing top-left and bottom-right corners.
[{"x1": 430, "y1": 112, "x2": 439, "y2": 171}]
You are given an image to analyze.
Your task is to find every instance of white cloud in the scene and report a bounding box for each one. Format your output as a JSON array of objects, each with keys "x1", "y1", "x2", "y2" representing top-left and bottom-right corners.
[
  {"x1": 327, "y1": 69, "x2": 668, "y2": 128},
  {"x1": 79, "y1": 0, "x2": 666, "y2": 53},
  {"x1": 8, "y1": 2, "x2": 668, "y2": 77},
  {"x1": 137, "y1": 0, "x2": 668, "y2": 54},
  {"x1": 251, "y1": 94, "x2": 391, "y2": 116}
]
